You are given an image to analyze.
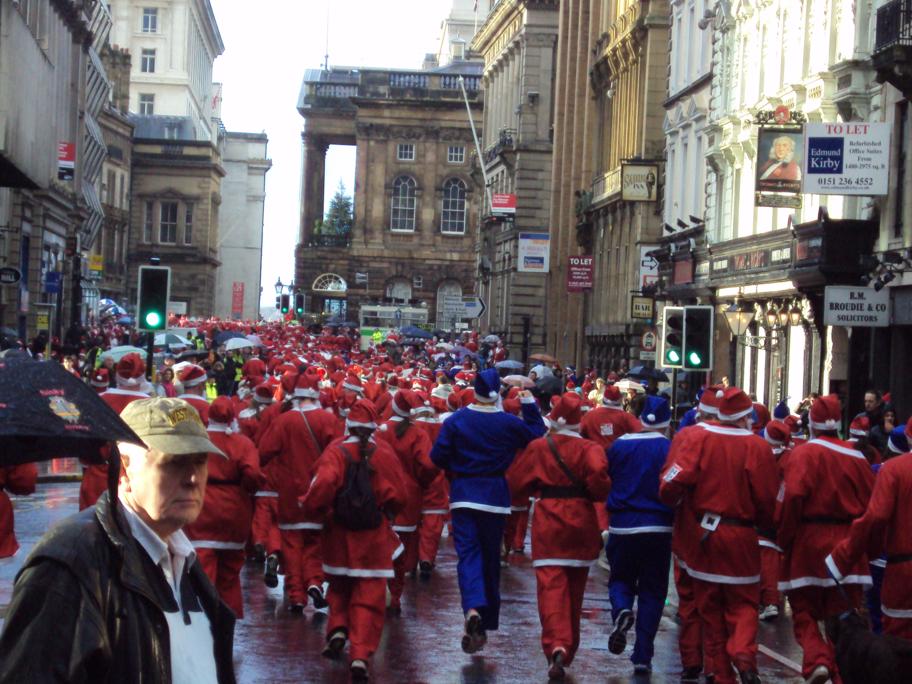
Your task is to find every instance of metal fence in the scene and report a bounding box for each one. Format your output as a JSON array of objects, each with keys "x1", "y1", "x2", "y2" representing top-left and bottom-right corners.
[{"x1": 875, "y1": 0, "x2": 912, "y2": 51}]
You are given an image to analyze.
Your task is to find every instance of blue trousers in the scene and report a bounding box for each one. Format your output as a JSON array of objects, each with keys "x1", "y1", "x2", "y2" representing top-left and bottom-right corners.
[
  {"x1": 606, "y1": 532, "x2": 672, "y2": 666},
  {"x1": 451, "y1": 507, "x2": 507, "y2": 631}
]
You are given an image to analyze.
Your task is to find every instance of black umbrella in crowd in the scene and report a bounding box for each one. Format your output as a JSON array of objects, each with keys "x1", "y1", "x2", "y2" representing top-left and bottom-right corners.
[
  {"x1": 0, "y1": 357, "x2": 143, "y2": 466},
  {"x1": 626, "y1": 365, "x2": 669, "y2": 382},
  {"x1": 214, "y1": 330, "x2": 247, "y2": 345}
]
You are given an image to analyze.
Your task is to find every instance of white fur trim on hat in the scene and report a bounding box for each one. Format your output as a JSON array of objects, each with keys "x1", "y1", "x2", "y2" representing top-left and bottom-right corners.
[
  {"x1": 717, "y1": 407, "x2": 754, "y2": 422},
  {"x1": 293, "y1": 388, "x2": 320, "y2": 398},
  {"x1": 392, "y1": 402, "x2": 411, "y2": 418},
  {"x1": 345, "y1": 419, "x2": 377, "y2": 430},
  {"x1": 698, "y1": 402, "x2": 719, "y2": 415},
  {"x1": 342, "y1": 382, "x2": 364, "y2": 394},
  {"x1": 549, "y1": 418, "x2": 580, "y2": 431},
  {"x1": 181, "y1": 374, "x2": 207, "y2": 389},
  {"x1": 641, "y1": 417, "x2": 671, "y2": 429},
  {"x1": 809, "y1": 418, "x2": 839, "y2": 431}
]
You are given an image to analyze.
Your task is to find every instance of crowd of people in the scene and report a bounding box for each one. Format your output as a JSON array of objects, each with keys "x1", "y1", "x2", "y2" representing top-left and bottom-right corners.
[{"x1": 0, "y1": 315, "x2": 910, "y2": 684}]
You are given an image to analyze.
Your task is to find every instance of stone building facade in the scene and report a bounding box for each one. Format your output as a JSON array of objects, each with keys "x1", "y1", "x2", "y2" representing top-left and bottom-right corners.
[
  {"x1": 471, "y1": 0, "x2": 558, "y2": 360},
  {"x1": 295, "y1": 65, "x2": 483, "y2": 328}
]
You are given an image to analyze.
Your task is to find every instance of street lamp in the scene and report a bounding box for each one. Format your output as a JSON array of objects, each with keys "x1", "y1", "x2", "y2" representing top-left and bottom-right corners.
[
  {"x1": 788, "y1": 303, "x2": 803, "y2": 327},
  {"x1": 723, "y1": 300, "x2": 754, "y2": 338},
  {"x1": 274, "y1": 277, "x2": 284, "y2": 295},
  {"x1": 765, "y1": 306, "x2": 778, "y2": 330}
]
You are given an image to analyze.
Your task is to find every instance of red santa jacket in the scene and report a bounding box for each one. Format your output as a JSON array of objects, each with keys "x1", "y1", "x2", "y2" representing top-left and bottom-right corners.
[
  {"x1": 299, "y1": 436, "x2": 407, "y2": 577},
  {"x1": 377, "y1": 419, "x2": 439, "y2": 530},
  {"x1": 827, "y1": 452, "x2": 912, "y2": 618},
  {"x1": 415, "y1": 418, "x2": 449, "y2": 513},
  {"x1": 581, "y1": 405, "x2": 642, "y2": 450},
  {"x1": 80, "y1": 388, "x2": 149, "y2": 510},
  {"x1": 185, "y1": 427, "x2": 263, "y2": 548},
  {"x1": 176, "y1": 393, "x2": 210, "y2": 425},
  {"x1": 776, "y1": 436, "x2": 875, "y2": 591},
  {"x1": 660, "y1": 422, "x2": 778, "y2": 583},
  {"x1": 507, "y1": 431, "x2": 611, "y2": 566},
  {"x1": 0, "y1": 463, "x2": 38, "y2": 558},
  {"x1": 258, "y1": 404, "x2": 340, "y2": 527}
]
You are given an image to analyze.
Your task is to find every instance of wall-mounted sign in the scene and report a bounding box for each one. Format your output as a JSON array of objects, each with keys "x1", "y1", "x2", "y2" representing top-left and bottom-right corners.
[
  {"x1": 88, "y1": 254, "x2": 104, "y2": 274},
  {"x1": 44, "y1": 271, "x2": 62, "y2": 295},
  {"x1": 567, "y1": 255, "x2": 594, "y2": 292},
  {"x1": 802, "y1": 122, "x2": 891, "y2": 196},
  {"x1": 57, "y1": 142, "x2": 75, "y2": 181},
  {"x1": 756, "y1": 127, "x2": 803, "y2": 194},
  {"x1": 231, "y1": 282, "x2": 245, "y2": 319},
  {"x1": 0, "y1": 267, "x2": 21, "y2": 285},
  {"x1": 517, "y1": 232, "x2": 549, "y2": 273},
  {"x1": 823, "y1": 286, "x2": 890, "y2": 327},
  {"x1": 621, "y1": 163, "x2": 659, "y2": 202},
  {"x1": 639, "y1": 245, "x2": 659, "y2": 289},
  {"x1": 491, "y1": 193, "x2": 517, "y2": 215},
  {"x1": 631, "y1": 296, "x2": 654, "y2": 320}
]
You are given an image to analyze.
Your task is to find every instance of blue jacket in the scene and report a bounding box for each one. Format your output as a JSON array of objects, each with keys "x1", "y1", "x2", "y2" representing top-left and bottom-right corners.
[
  {"x1": 606, "y1": 432, "x2": 674, "y2": 533},
  {"x1": 430, "y1": 399, "x2": 545, "y2": 514}
]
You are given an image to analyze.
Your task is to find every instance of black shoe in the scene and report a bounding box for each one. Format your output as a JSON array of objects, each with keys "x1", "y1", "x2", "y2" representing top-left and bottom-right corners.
[
  {"x1": 288, "y1": 603, "x2": 305, "y2": 614},
  {"x1": 547, "y1": 650, "x2": 566, "y2": 680},
  {"x1": 418, "y1": 560, "x2": 433, "y2": 579},
  {"x1": 608, "y1": 609, "x2": 635, "y2": 654},
  {"x1": 461, "y1": 612, "x2": 486, "y2": 654},
  {"x1": 350, "y1": 659, "x2": 369, "y2": 682},
  {"x1": 308, "y1": 584, "x2": 328, "y2": 610},
  {"x1": 264, "y1": 554, "x2": 279, "y2": 588},
  {"x1": 680, "y1": 665, "x2": 702, "y2": 683},
  {"x1": 738, "y1": 670, "x2": 761, "y2": 684},
  {"x1": 252, "y1": 543, "x2": 266, "y2": 563},
  {"x1": 321, "y1": 630, "x2": 346, "y2": 660}
]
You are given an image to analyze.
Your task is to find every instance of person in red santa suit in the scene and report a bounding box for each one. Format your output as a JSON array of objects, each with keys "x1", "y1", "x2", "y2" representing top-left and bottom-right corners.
[
  {"x1": 506, "y1": 392, "x2": 611, "y2": 680},
  {"x1": 88, "y1": 367, "x2": 110, "y2": 394},
  {"x1": 176, "y1": 364, "x2": 211, "y2": 425},
  {"x1": 184, "y1": 397, "x2": 263, "y2": 617},
  {"x1": 299, "y1": 399, "x2": 407, "y2": 682},
  {"x1": 413, "y1": 394, "x2": 450, "y2": 577},
  {"x1": 0, "y1": 463, "x2": 38, "y2": 558},
  {"x1": 80, "y1": 353, "x2": 150, "y2": 510},
  {"x1": 501, "y1": 391, "x2": 533, "y2": 560},
  {"x1": 757, "y1": 419, "x2": 792, "y2": 623},
  {"x1": 660, "y1": 387, "x2": 778, "y2": 684},
  {"x1": 776, "y1": 394, "x2": 875, "y2": 684},
  {"x1": 826, "y1": 417, "x2": 912, "y2": 642},
  {"x1": 259, "y1": 368, "x2": 341, "y2": 611},
  {"x1": 376, "y1": 389, "x2": 439, "y2": 613}
]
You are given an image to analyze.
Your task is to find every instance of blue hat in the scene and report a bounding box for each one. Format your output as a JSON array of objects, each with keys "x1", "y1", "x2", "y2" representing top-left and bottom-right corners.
[
  {"x1": 641, "y1": 395, "x2": 671, "y2": 429},
  {"x1": 888, "y1": 426, "x2": 910, "y2": 455},
  {"x1": 773, "y1": 400, "x2": 790, "y2": 420},
  {"x1": 473, "y1": 368, "x2": 501, "y2": 403}
]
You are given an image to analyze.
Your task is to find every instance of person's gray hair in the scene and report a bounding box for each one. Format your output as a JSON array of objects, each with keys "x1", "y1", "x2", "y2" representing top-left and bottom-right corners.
[{"x1": 768, "y1": 135, "x2": 796, "y2": 161}]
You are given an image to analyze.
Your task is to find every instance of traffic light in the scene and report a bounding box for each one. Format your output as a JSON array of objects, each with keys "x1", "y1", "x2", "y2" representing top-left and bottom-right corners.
[
  {"x1": 275, "y1": 295, "x2": 281, "y2": 310},
  {"x1": 661, "y1": 306, "x2": 684, "y2": 368},
  {"x1": 136, "y1": 266, "x2": 170, "y2": 332},
  {"x1": 683, "y1": 305, "x2": 714, "y2": 371},
  {"x1": 294, "y1": 293, "x2": 305, "y2": 316},
  {"x1": 280, "y1": 294, "x2": 290, "y2": 314}
]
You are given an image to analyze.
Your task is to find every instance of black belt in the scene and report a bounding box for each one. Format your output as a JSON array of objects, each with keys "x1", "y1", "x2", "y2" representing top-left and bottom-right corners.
[
  {"x1": 887, "y1": 553, "x2": 912, "y2": 564},
  {"x1": 452, "y1": 471, "x2": 504, "y2": 479},
  {"x1": 719, "y1": 517, "x2": 755, "y2": 527},
  {"x1": 207, "y1": 477, "x2": 240, "y2": 486},
  {"x1": 801, "y1": 516, "x2": 855, "y2": 525},
  {"x1": 539, "y1": 485, "x2": 588, "y2": 499}
]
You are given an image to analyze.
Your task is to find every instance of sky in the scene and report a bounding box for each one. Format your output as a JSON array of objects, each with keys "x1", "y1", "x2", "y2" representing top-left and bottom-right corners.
[{"x1": 209, "y1": 0, "x2": 454, "y2": 307}]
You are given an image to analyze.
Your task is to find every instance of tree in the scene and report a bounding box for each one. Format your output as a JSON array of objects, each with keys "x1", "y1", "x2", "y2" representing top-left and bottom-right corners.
[{"x1": 323, "y1": 181, "x2": 353, "y2": 236}]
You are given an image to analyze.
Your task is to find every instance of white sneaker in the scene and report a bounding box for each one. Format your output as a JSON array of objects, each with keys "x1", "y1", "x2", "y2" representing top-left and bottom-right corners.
[
  {"x1": 597, "y1": 548, "x2": 611, "y2": 572},
  {"x1": 805, "y1": 664, "x2": 830, "y2": 684},
  {"x1": 759, "y1": 604, "x2": 779, "y2": 621}
]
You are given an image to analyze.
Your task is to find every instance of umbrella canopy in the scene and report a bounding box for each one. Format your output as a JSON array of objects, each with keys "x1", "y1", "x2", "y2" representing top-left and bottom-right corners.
[
  {"x1": 154, "y1": 333, "x2": 190, "y2": 349},
  {"x1": 533, "y1": 374, "x2": 562, "y2": 397},
  {"x1": 483, "y1": 334, "x2": 501, "y2": 344},
  {"x1": 435, "y1": 342, "x2": 455, "y2": 351},
  {"x1": 0, "y1": 358, "x2": 144, "y2": 465},
  {"x1": 615, "y1": 378, "x2": 646, "y2": 394},
  {"x1": 399, "y1": 325, "x2": 433, "y2": 340},
  {"x1": 245, "y1": 334, "x2": 264, "y2": 347},
  {"x1": 502, "y1": 374, "x2": 534, "y2": 389},
  {"x1": 626, "y1": 365, "x2": 669, "y2": 382},
  {"x1": 225, "y1": 337, "x2": 255, "y2": 351},
  {"x1": 175, "y1": 349, "x2": 210, "y2": 361},
  {"x1": 214, "y1": 330, "x2": 247, "y2": 345},
  {"x1": 100, "y1": 345, "x2": 147, "y2": 362},
  {"x1": 116, "y1": 316, "x2": 134, "y2": 325},
  {"x1": 495, "y1": 359, "x2": 524, "y2": 370},
  {"x1": 529, "y1": 352, "x2": 558, "y2": 364}
]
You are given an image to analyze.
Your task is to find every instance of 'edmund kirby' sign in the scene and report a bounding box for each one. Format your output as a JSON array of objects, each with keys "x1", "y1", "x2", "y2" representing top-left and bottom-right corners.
[
  {"x1": 803, "y1": 123, "x2": 890, "y2": 196},
  {"x1": 823, "y1": 286, "x2": 890, "y2": 327}
]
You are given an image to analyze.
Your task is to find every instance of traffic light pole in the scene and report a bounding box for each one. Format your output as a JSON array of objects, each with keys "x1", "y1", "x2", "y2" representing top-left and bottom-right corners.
[
  {"x1": 146, "y1": 334, "x2": 154, "y2": 381},
  {"x1": 671, "y1": 367, "x2": 678, "y2": 431}
]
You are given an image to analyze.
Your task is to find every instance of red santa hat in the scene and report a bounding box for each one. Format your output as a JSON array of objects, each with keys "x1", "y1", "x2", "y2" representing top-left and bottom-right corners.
[
  {"x1": 457, "y1": 388, "x2": 476, "y2": 409},
  {"x1": 253, "y1": 383, "x2": 275, "y2": 405},
  {"x1": 808, "y1": 394, "x2": 842, "y2": 432},
  {"x1": 549, "y1": 392, "x2": 583, "y2": 431},
  {"x1": 242, "y1": 358, "x2": 267, "y2": 382},
  {"x1": 502, "y1": 397, "x2": 521, "y2": 415},
  {"x1": 697, "y1": 385, "x2": 723, "y2": 416},
  {"x1": 849, "y1": 415, "x2": 870, "y2": 438},
  {"x1": 346, "y1": 398, "x2": 379, "y2": 430},
  {"x1": 764, "y1": 420, "x2": 790, "y2": 450},
  {"x1": 90, "y1": 368, "x2": 110, "y2": 391},
  {"x1": 178, "y1": 364, "x2": 207, "y2": 389},
  {"x1": 293, "y1": 369, "x2": 321, "y2": 399},
  {"x1": 602, "y1": 384, "x2": 622, "y2": 407},
  {"x1": 341, "y1": 373, "x2": 364, "y2": 395},
  {"x1": 716, "y1": 387, "x2": 754, "y2": 422},
  {"x1": 208, "y1": 396, "x2": 236, "y2": 426},
  {"x1": 392, "y1": 389, "x2": 417, "y2": 418},
  {"x1": 116, "y1": 353, "x2": 146, "y2": 387}
]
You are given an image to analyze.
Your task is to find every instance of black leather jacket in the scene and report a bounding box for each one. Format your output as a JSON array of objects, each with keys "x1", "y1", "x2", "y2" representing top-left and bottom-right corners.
[{"x1": 0, "y1": 492, "x2": 236, "y2": 683}]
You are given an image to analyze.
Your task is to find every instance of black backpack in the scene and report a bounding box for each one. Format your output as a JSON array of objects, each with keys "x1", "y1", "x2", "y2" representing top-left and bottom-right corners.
[{"x1": 333, "y1": 445, "x2": 383, "y2": 531}]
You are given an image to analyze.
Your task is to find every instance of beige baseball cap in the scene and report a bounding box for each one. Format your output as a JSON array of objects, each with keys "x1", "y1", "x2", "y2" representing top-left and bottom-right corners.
[{"x1": 119, "y1": 397, "x2": 225, "y2": 458}]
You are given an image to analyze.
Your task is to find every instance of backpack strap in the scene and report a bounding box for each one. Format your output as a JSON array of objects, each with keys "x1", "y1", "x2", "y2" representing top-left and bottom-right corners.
[
  {"x1": 297, "y1": 411, "x2": 322, "y2": 451},
  {"x1": 545, "y1": 435, "x2": 589, "y2": 496}
]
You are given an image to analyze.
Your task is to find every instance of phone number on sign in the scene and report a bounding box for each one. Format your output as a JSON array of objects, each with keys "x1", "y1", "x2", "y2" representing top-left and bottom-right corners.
[{"x1": 813, "y1": 177, "x2": 874, "y2": 187}]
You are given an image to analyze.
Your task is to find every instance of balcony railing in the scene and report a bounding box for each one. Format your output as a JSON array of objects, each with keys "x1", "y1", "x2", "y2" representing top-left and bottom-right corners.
[
  {"x1": 591, "y1": 167, "x2": 622, "y2": 204},
  {"x1": 307, "y1": 234, "x2": 351, "y2": 248},
  {"x1": 875, "y1": 0, "x2": 912, "y2": 52},
  {"x1": 389, "y1": 72, "x2": 428, "y2": 89},
  {"x1": 441, "y1": 74, "x2": 481, "y2": 91}
]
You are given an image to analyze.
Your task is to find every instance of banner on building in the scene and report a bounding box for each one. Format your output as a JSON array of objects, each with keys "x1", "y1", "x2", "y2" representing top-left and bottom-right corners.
[
  {"x1": 57, "y1": 142, "x2": 75, "y2": 181},
  {"x1": 517, "y1": 232, "x2": 550, "y2": 273},
  {"x1": 621, "y1": 163, "x2": 659, "y2": 202},
  {"x1": 639, "y1": 245, "x2": 659, "y2": 290},
  {"x1": 755, "y1": 127, "x2": 804, "y2": 208},
  {"x1": 231, "y1": 282, "x2": 245, "y2": 319},
  {"x1": 88, "y1": 254, "x2": 104, "y2": 275},
  {"x1": 802, "y1": 122, "x2": 891, "y2": 196},
  {"x1": 823, "y1": 286, "x2": 890, "y2": 327},
  {"x1": 491, "y1": 193, "x2": 517, "y2": 215},
  {"x1": 567, "y1": 255, "x2": 594, "y2": 292}
]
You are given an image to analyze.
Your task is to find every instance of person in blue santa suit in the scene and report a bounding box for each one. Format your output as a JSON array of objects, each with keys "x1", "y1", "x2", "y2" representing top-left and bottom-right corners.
[
  {"x1": 604, "y1": 395, "x2": 675, "y2": 677},
  {"x1": 430, "y1": 367, "x2": 546, "y2": 653}
]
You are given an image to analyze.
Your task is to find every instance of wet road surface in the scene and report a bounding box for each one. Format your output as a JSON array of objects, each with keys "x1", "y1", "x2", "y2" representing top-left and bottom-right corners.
[{"x1": 3, "y1": 480, "x2": 806, "y2": 683}]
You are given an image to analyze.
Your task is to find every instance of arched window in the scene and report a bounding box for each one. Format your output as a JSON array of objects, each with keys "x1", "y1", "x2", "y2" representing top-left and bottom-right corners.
[
  {"x1": 441, "y1": 178, "x2": 467, "y2": 234},
  {"x1": 312, "y1": 273, "x2": 348, "y2": 293},
  {"x1": 436, "y1": 280, "x2": 462, "y2": 329},
  {"x1": 385, "y1": 278, "x2": 412, "y2": 303},
  {"x1": 390, "y1": 176, "x2": 417, "y2": 232}
]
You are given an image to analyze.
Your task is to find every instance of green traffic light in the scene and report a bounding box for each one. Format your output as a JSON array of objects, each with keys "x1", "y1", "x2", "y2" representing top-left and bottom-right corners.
[
  {"x1": 145, "y1": 311, "x2": 162, "y2": 328},
  {"x1": 666, "y1": 349, "x2": 681, "y2": 364},
  {"x1": 687, "y1": 351, "x2": 702, "y2": 367}
]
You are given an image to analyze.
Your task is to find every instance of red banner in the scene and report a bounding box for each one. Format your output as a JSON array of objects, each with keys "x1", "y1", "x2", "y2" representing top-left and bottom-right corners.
[
  {"x1": 231, "y1": 282, "x2": 244, "y2": 319},
  {"x1": 491, "y1": 193, "x2": 516, "y2": 215},
  {"x1": 567, "y1": 255, "x2": 594, "y2": 292}
]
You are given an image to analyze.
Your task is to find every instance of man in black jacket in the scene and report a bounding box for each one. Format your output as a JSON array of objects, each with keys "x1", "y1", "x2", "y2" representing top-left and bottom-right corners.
[{"x1": 0, "y1": 397, "x2": 236, "y2": 683}]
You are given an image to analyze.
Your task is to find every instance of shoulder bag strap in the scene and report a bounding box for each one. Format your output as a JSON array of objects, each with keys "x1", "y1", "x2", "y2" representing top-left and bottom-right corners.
[
  {"x1": 298, "y1": 411, "x2": 322, "y2": 451},
  {"x1": 545, "y1": 434, "x2": 588, "y2": 494}
]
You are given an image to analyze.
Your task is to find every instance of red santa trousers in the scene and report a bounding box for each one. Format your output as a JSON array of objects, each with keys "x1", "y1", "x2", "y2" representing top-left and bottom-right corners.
[
  {"x1": 883, "y1": 615, "x2": 912, "y2": 641},
  {"x1": 326, "y1": 576, "x2": 387, "y2": 662},
  {"x1": 674, "y1": 561, "x2": 704, "y2": 670},
  {"x1": 535, "y1": 565, "x2": 589, "y2": 665},
  {"x1": 418, "y1": 512, "x2": 447, "y2": 565},
  {"x1": 389, "y1": 531, "x2": 419, "y2": 608},
  {"x1": 251, "y1": 496, "x2": 281, "y2": 555},
  {"x1": 692, "y1": 578, "x2": 759, "y2": 684},
  {"x1": 759, "y1": 546, "x2": 782, "y2": 607},
  {"x1": 788, "y1": 585, "x2": 861, "y2": 679},
  {"x1": 196, "y1": 548, "x2": 246, "y2": 618},
  {"x1": 503, "y1": 509, "x2": 529, "y2": 552},
  {"x1": 280, "y1": 528, "x2": 323, "y2": 605}
]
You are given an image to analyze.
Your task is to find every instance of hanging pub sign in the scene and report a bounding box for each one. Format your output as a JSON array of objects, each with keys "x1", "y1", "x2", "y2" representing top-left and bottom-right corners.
[
  {"x1": 621, "y1": 162, "x2": 659, "y2": 202},
  {"x1": 754, "y1": 106, "x2": 805, "y2": 209}
]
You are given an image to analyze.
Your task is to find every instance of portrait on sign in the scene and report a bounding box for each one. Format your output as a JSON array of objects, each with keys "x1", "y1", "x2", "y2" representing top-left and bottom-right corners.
[{"x1": 756, "y1": 128, "x2": 803, "y2": 193}]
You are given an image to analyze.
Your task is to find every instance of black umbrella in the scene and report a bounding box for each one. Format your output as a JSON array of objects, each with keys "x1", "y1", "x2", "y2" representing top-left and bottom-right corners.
[
  {"x1": 400, "y1": 325, "x2": 433, "y2": 340},
  {"x1": 0, "y1": 357, "x2": 143, "y2": 466},
  {"x1": 214, "y1": 330, "x2": 247, "y2": 345},
  {"x1": 176, "y1": 349, "x2": 210, "y2": 361},
  {"x1": 627, "y1": 365, "x2": 669, "y2": 382}
]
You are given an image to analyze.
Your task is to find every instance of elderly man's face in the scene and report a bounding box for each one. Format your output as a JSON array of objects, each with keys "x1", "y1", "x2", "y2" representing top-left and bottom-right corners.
[
  {"x1": 864, "y1": 392, "x2": 881, "y2": 413},
  {"x1": 773, "y1": 140, "x2": 791, "y2": 159},
  {"x1": 120, "y1": 443, "x2": 208, "y2": 538}
]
